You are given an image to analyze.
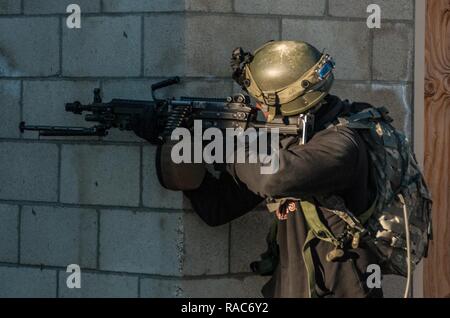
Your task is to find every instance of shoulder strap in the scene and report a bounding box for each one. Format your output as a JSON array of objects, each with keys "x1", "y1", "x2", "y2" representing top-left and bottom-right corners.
[
  {"x1": 335, "y1": 106, "x2": 394, "y2": 129},
  {"x1": 264, "y1": 196, "x2": 378, "y2": 297},
  {"x1": 299, "y1": 200, "x2": 341, "y2": 298}
]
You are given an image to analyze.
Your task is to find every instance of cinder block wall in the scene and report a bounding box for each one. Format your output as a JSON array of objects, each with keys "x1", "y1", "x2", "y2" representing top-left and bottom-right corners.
[{"x1": 0, "y1": 0, "x2": 414, "y2": 298}]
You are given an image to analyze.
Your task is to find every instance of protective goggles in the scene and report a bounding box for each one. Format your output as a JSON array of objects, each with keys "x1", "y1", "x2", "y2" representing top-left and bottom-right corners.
[{"x1": 245, "y1": 54, "x2": 335, "y2": 106}]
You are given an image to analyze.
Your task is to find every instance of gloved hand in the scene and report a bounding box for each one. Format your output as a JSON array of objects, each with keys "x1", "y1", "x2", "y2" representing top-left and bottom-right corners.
[{"x1": 130, "y1": 106, "x2": 160, "y2": 145}]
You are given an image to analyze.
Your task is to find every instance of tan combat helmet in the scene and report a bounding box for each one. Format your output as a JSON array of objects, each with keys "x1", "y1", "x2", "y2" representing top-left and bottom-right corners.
[{"x1": 232, "y1": 41, "x2": 335, "y2": 122}]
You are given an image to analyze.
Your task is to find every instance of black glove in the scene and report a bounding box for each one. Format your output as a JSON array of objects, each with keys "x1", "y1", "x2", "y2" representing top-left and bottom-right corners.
[{"x1": 131, "y1": 106, "x2": 160, "y2": 145}]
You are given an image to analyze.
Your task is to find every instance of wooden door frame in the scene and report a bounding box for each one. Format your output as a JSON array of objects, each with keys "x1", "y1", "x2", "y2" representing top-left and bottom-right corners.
[{"x1": 413, "y1": 0, "x2": 426, "y2": 298}]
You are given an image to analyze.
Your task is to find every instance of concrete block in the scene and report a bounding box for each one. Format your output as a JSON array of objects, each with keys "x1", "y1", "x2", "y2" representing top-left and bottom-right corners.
[
  {"x1": 0, "y1": 204, "x2": 19, "y2": 263},
  {"x1": 139, "y1": 278, "x2": 182, "y2": 297},
  {"x1": 181, "y1": 275, "x2": 269, "y2": 298},
  {"x1": 186, "y1": 15, "x2": 279, "y2": 77},
  {"x1": 103, "y1": 0, "x2": 184, "y2": 12},
  {"x1": 144, "y1": 15, "x2": 187, "y2": 77},
  {"x1": 105, "y1": 0, "x2": 231, "y2": 12},
  {"x1": 103, "y1": 78, "x2": 233, "y2": 101},
  {"x1": 140, "y1": 275, "x2": 269, "y2": 298},
  {"x1": 0, "y1": 17, "x2": 59, "y2": 76},
  {"x1": 183, "y1": 213, "x2": 229, "y2": 275},
  {"x1": 0, "y1": 142, "x2": 58, "y2": 202},
  {"x1": 142, "y1": 146, "x2": 185, "y2": 209},
  {"x1": 329, "y1": 0, "x2": 414, "y2": 20},
  {"x1": 230, "y1": 211, "x2": 273, "y2": 273},
  {"x1": 282, "y1": 19, "x2": 370, "y2": 80},
  {"x1": 99, "y1": 128, "x2": 142, "y2": 143},
  {"x1": 0, "y1": 80, "x2": 20, "y2": 138},
  {"x1": 186, "y1": 0, "x2": 233, "y2": 12},
  {"x1": 62, "y1": 16, "x2": 141, "y2": 76},
  {"x1": 59, "y1": 272, "x2": 138, "y2": 298},
  {"x1": 0, "y1": 266, "x2": 56, "y2": 297},
  {"x1": 99, "y1": 210, "x2": 184, "y2": 275},
  {"x1": 24, "y1": 0, "x2": 100, "y2": 14},
  {"x1": 144, "y1": 15, "x2": 279, "y2": 77},
  {"x1": 0, "y1": 0, "x2": 21, "y2": 14},
  {"x1": 20, "y1": 206, "x2": 97, "y2": 268},
  {"x1": 234, "y1": 0, "x2": 326, "y2": 16},
  {"x1": 331, "y1": 81, "x2": 413, "y2": 137},
  {"x1": 373, "y1": 23, "x2": 414, "y2": 81},
  {"x1": 22, "y1": 80, "x2": 100, "y2": 139},
  {"x1": 60, "y1": 144, "x2": 140, "y2": 206}
]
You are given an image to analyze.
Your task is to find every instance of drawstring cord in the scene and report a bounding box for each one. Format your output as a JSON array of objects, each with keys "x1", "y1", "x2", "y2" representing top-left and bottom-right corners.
[{"x1": 399, "y1": 194, "x2": 412, "y2": 298}]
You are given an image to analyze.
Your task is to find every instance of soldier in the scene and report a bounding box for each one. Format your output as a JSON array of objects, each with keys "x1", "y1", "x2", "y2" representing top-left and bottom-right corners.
[{"x1": 137, "y1": 41, "x2": 383, "y2": 298}]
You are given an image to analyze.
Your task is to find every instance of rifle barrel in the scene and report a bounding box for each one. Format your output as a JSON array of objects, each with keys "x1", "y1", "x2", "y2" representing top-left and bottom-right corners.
[{"x1": 19, "y1": 122, "x2": 107, "y2": 137}]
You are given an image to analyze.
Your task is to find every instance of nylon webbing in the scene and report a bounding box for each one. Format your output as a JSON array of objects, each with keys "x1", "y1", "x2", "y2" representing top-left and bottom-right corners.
[
  {"x1": 300, "y1": 200, "x2": 339, "y2": 298},
  {"x1": 265, "y1": 196, "x2": 378, "y2": 298},
  {"x1": 302, "y1": 230, "x2": 318, "y2": 298},
  {"x1": 358, "y1": 196, "x2": 378, "y2": 225},
  {"x1": 300, "y1": 200, "x2": 340, "y2": 246}
]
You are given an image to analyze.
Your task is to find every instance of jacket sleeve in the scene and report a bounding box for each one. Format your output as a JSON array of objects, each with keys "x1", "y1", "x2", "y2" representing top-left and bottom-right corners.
[
  {"x1": 227, "y1": 126, "x2": 362, "y2": 200},
  {"x1": 184, "y1": 171, "x2": 264, "y2": 227}
]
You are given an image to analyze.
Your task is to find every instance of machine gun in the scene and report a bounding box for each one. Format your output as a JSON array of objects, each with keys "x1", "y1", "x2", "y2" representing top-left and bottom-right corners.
[{"x1": 19, "y1": 77, "x2": 306, "y2": 142}]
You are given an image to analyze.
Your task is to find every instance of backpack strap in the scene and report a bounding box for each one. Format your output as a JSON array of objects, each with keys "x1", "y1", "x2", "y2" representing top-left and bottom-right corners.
[
  {"x1": 300, "y1": 197, "x2": 381, "y2": 297},
  {"x1": 335, "y1": 106, "x2": 393, "y2": 129},
  {"x1": 266, "y1": 198, "x2": 342, "y2": 246},
  {"x1": 300, "y1": 200, "x2": 341, "y2": 246},
  {"x1": 300, "y1": 200, "x2": 343, "y2": 298},
  {"x1": 357, "y1": 196, "x2": 378, "y2": 225},
  {"x1": 303, "y1": 228, "x2": 319, "y2": 298},
  {"x1": 263, "y1": 197, "x2": 371, "y2": 298},
  {"x1": 347, "y1": 107, "x2": 383, "y2": 122}
]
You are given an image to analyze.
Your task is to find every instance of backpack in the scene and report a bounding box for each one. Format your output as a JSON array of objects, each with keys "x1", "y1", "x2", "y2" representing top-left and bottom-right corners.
[
  {"x1": 335, "y1": 103, "x2": 433, "y2": 277},
  {"x1": 253, "y1": 102, "x2": 433, "y2": 297}
]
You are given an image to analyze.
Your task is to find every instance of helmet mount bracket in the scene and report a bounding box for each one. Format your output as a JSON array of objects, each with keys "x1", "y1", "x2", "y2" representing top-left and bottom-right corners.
[{"x1": 231, "y1": 47, "x2": 254, "y2": 91}]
